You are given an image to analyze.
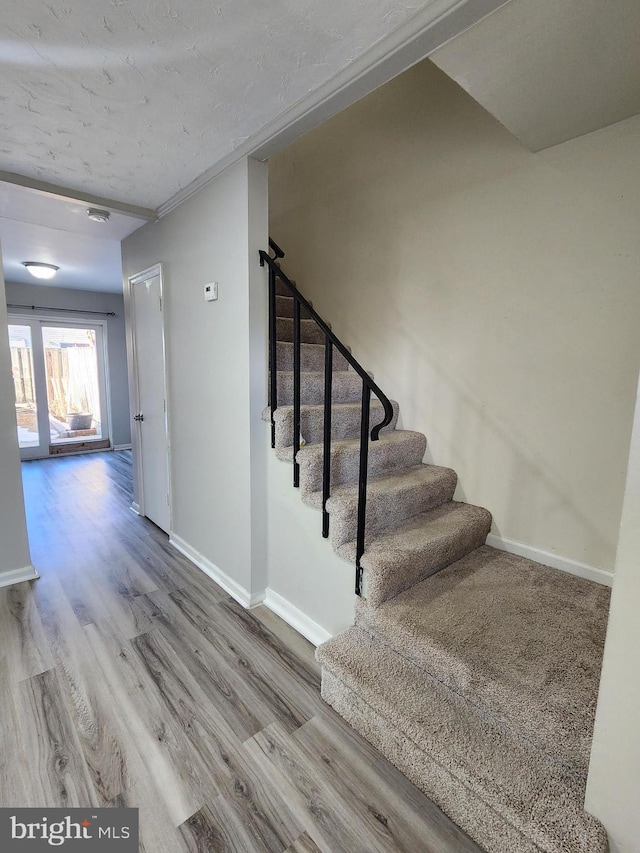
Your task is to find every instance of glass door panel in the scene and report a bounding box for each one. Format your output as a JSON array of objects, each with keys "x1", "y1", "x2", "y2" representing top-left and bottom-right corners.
[
  {"x1": 9, "y1": 324, "x2": 40, "y2": 449},
  {"x1": 8, "y1": 316, "x2": 110, "y2": 459},
  {"x1": 42, "y1": 326, "x2": 104, "y2": 445}
]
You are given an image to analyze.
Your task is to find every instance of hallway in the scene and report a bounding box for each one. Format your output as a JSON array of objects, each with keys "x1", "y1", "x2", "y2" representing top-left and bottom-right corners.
[{"x1": 0, "y1": 451, "x2": 481, "y2": 852}]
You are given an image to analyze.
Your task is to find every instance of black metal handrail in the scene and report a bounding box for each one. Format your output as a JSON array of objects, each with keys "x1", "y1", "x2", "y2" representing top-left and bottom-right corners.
[
  {"x1": 260, "y1": 240, "x2": 394, "y2": 595},
  {"x1": 268, "y1": 236, "x2": 285, "y2": 260}
]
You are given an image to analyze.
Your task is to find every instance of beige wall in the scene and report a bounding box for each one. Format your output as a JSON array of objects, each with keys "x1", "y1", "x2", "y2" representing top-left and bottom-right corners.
[
  {"x1": 0, "y1": 244, "x2": 33, "y2": 580},
  {"x1": 269, "y1": 60, "x2": 640, "y2": 575},
  {"x1": 122, "y1": 158, "x2": 269, "y2": 600},
  {"x1": 585, "y1": 371, "x2": 640, "y2": 851}
]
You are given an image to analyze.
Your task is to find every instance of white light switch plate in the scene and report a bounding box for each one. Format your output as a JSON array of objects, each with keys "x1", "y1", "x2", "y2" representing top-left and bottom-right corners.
[{"x1": 204, "y1": 282, "x2": 218, "y2": 301}]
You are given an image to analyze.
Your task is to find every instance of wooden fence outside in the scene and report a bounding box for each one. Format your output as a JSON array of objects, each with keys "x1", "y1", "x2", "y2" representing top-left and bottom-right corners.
[
  {"x1": 11, "y1": 347, "x2": 35, "y2": 405},
  {"x1": 12, "y1": 345, "x2": 99, "y2": 423}
]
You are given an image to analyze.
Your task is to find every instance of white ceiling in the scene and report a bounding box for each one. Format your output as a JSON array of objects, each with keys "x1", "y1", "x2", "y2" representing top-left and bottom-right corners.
[
  {"x1": 1, "y1": 0, "x2": 442, "y2": 210},
  {"x1": 0, "y1": 181, "x2": 149, "y2": 292},
  {"x1": 2, "y1": 0, "x2": 639, "y2": 295},
  {"x1": 431, "y1": 0, "x2": 640, "y2": 152},
  {"x1": 1, "y1": 0, "x2": 502, "y2": 293}
]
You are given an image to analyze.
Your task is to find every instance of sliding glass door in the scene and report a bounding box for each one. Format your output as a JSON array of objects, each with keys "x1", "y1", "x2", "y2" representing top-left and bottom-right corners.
[
  {"x1": 9, "y1": 316, "x2": 110, "y2": 459},
  {"x1": 42, "y1": 325, "x2": 106, "y2": 446}
]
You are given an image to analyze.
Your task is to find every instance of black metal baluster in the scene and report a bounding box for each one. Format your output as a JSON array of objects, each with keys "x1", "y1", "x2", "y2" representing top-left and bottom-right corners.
[
  {"x1": 322, "y1": 336, "x2": 333, "y2": 538},
  {"x1": 268, "y1": 266, "x2": 277, "y2": 448},
  {"x1": 293, "y1": 297, "x2": 301, "y2": 487},
  {"x1": 355, "y1": 383, "x2": 371, "y2": 596},
  {"x1": 260, "y1": 244, "x2": 396, "y2": 593}
]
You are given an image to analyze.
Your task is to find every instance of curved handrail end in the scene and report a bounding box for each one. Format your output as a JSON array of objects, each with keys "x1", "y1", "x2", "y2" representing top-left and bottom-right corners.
[
  {"x1": 370, "y1": 397, "x2": 394, "y2": 441},
  {"x1": 269, "y1": 238, "x2": 285, "y2": 260}
]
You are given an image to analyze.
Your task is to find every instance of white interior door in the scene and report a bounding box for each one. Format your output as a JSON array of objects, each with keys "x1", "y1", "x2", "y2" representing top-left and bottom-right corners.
[{"x1": 129, "y1": 265, "x2": 171, "y2": 533}]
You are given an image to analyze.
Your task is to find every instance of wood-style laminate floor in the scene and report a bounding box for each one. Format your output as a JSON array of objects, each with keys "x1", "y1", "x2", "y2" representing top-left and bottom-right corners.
[{"x1": 1, "y1": 450, "x2": 483, "y2": 853}]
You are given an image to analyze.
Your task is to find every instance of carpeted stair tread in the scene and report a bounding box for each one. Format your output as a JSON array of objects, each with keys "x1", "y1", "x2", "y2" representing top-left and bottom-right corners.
[
  {"x1": 338, "y1": 501, "x2": 492, "y2": 607},
  {"x1": 273, "y1": 370, "x2": 371, "y2": 406},
  {"x1": 354, "y1": 545, "x2": 610, "y2": 774},
  {"x1": 326, "y1": 463, "x2": 458, "y2": 548},
  {"x1": 271, "y1": 400, "x2": 399, "y2": 449},
  {"x1": 283, "y1": 430, "x2": 427, "y2": 493},
  {"x1": 317, "y1": 627, "x2": 607, "y2": 853},
  {"x1": 305, "y1": 463, "x2": 458, "y2": 549},
  {"x1": 276, "y1": 340, "x2": 351, "y2": 372},
  {"x1": 276, "y1": 316, "x2": 325, "y2": 344}
]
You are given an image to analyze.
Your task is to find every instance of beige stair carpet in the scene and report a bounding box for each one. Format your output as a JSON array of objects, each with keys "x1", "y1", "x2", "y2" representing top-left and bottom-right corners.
[
  {"x1": 266, "y1": 283, "x2": 610, "y2": 853},
  {"x1": 354, "y1": 545, "x2": 610, "y2": 774},
  {"x1": 318, "y1": 628, "x2": 607, "y2": 853}
]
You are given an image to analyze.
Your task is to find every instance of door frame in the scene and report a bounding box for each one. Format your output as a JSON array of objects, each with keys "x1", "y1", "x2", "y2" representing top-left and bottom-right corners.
[
  {"x1": 8, "y1": 312, "x2": 112, "y2": 460},
  {"x1": 126, "y1": 263, "x2": 173, "y2": 529}
]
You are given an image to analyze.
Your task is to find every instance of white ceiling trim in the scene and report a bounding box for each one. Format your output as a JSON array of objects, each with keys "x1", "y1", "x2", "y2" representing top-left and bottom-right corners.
[
  {"x1": 156, "y1": 0, "x2": 511, "y2": 218},
  {"x1": 0, "y1": 170, "x2": 155, "y2": 221}
]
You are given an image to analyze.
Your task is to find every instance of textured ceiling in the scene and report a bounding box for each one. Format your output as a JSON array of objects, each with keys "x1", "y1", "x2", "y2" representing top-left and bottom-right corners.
[
  {"x1": 1, "y1": 0, "x2": 432, "y2": 209},
  {"x1": 5, "y1": 0, "x2": 637, "y2": 292},
  {"x1": 4, "y1": 0, "x2": 503, "y2": 293}
]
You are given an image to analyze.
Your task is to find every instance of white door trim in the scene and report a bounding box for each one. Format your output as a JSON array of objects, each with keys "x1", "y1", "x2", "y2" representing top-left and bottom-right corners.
[{"x1": 126, "y1": 263, "x2": 173, "y2": 529}]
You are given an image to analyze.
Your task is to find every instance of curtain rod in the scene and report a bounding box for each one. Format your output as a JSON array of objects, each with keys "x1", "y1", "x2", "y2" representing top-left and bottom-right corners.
[{"x1": 7, "y1": 303, "x2": 116, "y2": 317}]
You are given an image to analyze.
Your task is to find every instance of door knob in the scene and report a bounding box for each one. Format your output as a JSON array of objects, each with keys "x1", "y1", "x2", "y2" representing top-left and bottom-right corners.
[{"x1": 134, "y1": 413, "x2": 144, "y2": 422}]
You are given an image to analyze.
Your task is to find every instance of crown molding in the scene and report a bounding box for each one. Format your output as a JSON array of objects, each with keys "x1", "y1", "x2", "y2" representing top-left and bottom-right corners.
[{"x1": 156, "y1": 0, "x2": 510, "y2": 218}]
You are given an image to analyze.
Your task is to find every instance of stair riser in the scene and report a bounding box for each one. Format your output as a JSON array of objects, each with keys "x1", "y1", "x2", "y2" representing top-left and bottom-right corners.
[
  {"x1": 298, "y1": 433, "x2": 427, "y2": 494},
  {"x1": 274, "y1": 402, "x2": 399, "y2": 449},
  {"x1": 276, "y1": 295, "x2": 312, "y2": 319},
  {"x1": 363, "y1": 516, "x2": 491, "y2": 607},
  {"x1": 320, "y1": 669, "x2": 533, "y2": 853},
  {"x1": 326, "y1": 470, "x2": 457, "y2": 549},
  {"x1": 275, "y1": 278, "x2": 295, "y2": 298},
  {"x1": 320, "y1": 665, "x2": 605, "y2": 853},
  {"x1": 354, "y1": 544, "x2": 610, "y2": 776},
  {"x1": 276, "y1": 317, "x2": 325, "y2": 345},
  {"x1": 274, "y1": 371, "x2": 368, "y2": 406},
  {"x1": 276, "y1": 341, "x2": 350, "y2": 372}
]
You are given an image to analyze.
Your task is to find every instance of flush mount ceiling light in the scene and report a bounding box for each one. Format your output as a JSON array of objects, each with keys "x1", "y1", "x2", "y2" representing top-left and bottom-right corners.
[
  {"x1": 87, "y1": 208, "x2": 110, "y2": 223},
  {"x1": 22, "y1": 262, "x2": 60, "y2": 280}
]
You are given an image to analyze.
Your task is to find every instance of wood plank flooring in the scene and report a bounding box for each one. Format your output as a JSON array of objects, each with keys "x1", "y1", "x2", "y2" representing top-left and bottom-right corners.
[{"x1": 0, "y1": 451, "x2": 483, "y2": 852}]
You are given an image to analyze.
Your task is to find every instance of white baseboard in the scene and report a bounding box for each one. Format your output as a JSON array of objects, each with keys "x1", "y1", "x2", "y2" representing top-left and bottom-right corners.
[
  {"x1": 130, "y1": 502, "x2": 141, "y2": 516},
  {"x1": 169, "y1": 533, "x2": 265, "y2": 609},
  {"x1": 114, "y1": 443, "x2": 132, "y2": 451},
  {"x1": 486, "y1": 533, "x2": 613, "y2": 587},
  {"x1": 0, "y1": 565, "x2": 40, "y2": 589},
  {"x1": 264, "y1": 588, "x2": 332, "y2": 647}
]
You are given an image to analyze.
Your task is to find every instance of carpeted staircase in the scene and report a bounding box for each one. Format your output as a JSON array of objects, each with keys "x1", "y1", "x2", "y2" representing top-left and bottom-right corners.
[{"x1": 265, "y1": 273, "x2": 610, "y2": 853}]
